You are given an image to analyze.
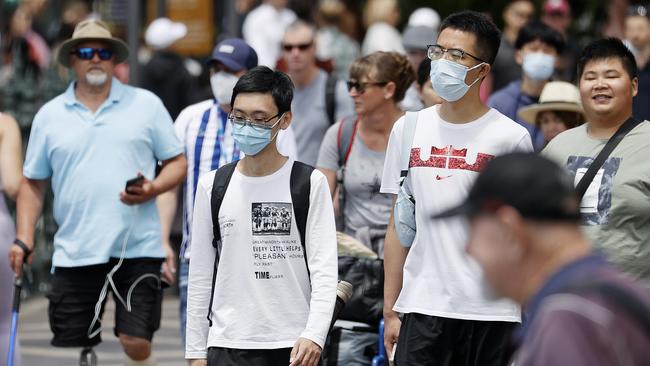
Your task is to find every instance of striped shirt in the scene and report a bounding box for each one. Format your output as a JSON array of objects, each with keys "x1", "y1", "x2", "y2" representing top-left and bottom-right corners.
[{"x1": 175, "y1": 99, "x2": 297, "y2": 259}]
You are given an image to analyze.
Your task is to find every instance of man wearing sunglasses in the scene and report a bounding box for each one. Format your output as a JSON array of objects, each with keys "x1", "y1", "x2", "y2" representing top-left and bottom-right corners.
[
  {"x1": 281, "y1": 20, "x2": 354, "y2": 166},
  {"x1": 10, "y1": 19, "x2": 187, "y2": 366},
  {"x1": 380, "y1": 11, "x2": 532, "y2": 366}
]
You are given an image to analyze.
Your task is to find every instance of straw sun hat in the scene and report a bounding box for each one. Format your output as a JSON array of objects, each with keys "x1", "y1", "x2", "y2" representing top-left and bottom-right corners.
[
  {"x1": 57, "y1": 19, "x2": 129, "y2": 67},
  {"x1": 518, "y1": 81, "x2": 585, "y2": 125}
]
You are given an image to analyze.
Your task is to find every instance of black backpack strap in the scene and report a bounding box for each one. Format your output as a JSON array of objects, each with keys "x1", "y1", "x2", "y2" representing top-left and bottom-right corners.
[
  {"x1": 575, "y1": 116, "x2": 641, "y2": 199},
  {"x1": 206, "y1": 161, "x2": 238, "y2": 326},
  {"x1": 290, "y1": 161, "x2": 314, "y2": 278},
  {"x1": 325, "y1": 73, "x2": 338, "y2": 125}
]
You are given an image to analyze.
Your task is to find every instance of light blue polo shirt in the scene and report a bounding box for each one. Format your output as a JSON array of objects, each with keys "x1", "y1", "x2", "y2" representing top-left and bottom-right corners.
[{"x1": 24, "y1": 78, "x2": 183, "y2": 268}]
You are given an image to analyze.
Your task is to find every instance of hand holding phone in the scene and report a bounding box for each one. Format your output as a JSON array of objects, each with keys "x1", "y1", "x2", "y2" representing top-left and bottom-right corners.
[{"x1": 125, "y1": 175, "x2": 145, "y2": 191}]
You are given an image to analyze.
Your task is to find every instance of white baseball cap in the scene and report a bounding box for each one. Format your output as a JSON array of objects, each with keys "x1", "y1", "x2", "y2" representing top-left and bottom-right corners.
[{"x1": 145, "y1": 17, "x2": 187, "y2": 50}]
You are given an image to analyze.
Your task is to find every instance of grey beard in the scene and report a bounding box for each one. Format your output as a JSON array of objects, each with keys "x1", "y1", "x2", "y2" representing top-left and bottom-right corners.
[{"x1": 86, "y1": 71, "x2": 108, "y2": 86}]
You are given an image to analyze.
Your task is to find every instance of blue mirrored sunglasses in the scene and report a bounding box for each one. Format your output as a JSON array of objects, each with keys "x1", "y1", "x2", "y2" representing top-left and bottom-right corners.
[{"x1": 72, "y1": 47, "x2": 114, "y2": 61}]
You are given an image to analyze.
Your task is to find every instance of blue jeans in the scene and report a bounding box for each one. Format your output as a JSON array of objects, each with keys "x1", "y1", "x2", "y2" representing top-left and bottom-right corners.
[{"x1": 179, "y1": 259, "x2": 189, "y2": 348}]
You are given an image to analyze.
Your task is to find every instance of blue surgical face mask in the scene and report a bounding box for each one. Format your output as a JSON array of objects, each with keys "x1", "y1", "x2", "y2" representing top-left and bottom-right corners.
[
  {"x1": 429, "y1": 59, "x2": 486, "y2": 102},
  {"x1": 522, "y1": 52, "x2": 556, "y2": 81},
  {"x1": 231, "y1": 115, "x2": 283, "y2": 156}
]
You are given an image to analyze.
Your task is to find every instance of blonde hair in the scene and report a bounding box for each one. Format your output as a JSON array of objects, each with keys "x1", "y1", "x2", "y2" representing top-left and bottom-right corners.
[
  {"x1": 349, "y1": 51, "x2": 415, "y2": 103},
  {"x1": 363, "y1": 0, "x2": 398, "y2": 28}
]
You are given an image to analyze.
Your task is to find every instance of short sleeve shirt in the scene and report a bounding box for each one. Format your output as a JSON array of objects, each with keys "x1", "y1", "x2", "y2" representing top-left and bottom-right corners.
[
  {"x1": 23, "y1": 78, "x2": 183, "y2": 267},
  {"x1": 542, "y1": 122, "x2": 650, "y2": 283}
]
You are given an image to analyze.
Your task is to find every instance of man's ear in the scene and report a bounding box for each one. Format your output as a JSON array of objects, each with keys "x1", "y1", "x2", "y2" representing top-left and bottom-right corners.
[
  {"x1": 478, "y1": 63, "x2": 491, "y2": 80},
  {"x1": 632, "y1": 76, "x2": 639, "y2": 97},
  {"x1": 280, "y1": 111, "x2": 292, "y2": 130},
  {"x1": 515, "y1": 50, "x2": 523, "y2": 66},
  {"x1": 495, "y1": 205, "x2": 529, "y2": 259}
]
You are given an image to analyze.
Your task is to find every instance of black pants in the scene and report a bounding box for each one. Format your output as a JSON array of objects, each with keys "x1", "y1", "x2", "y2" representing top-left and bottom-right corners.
[
  {"x1": 395, "y1": 313, "x2": 516, "y2": 366},
  {"x1": 47, "y1": 258, "x2": 164, "y2": 347},
  {"x1": 207, "y1": 347, "x2": 293, "y2": 366}
]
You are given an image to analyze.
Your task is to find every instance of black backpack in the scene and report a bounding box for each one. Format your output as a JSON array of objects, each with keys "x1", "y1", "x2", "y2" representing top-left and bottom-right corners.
[{"x1": 205, "y1": 160, "x2": 314, "y2": 326}]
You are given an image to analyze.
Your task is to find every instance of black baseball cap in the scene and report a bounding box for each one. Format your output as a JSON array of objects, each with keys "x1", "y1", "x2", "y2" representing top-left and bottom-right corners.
[{"x1": 432, "y1": 153, "x2": 581, "y2": 221}]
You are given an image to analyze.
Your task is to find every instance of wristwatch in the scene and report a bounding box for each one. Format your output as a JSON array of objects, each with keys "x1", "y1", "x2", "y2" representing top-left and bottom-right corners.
[{"x1": 13, "y1": 238, "x2": 32, "y2": 257}]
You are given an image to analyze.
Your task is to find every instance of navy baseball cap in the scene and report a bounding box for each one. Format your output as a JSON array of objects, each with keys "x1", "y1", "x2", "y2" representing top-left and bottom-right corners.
[
  {"x1": 208, "y1": 38, "x2": 258, "y2": 72},
  {"x1": 432, "y1": 153, "x2": 581, "y2": 222}
]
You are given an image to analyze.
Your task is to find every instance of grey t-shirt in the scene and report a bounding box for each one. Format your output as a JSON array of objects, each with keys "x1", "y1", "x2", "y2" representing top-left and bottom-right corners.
[
  {"x1": 317, "y1": 120, "x2": 392, "y2": 254},
  {"x1": 542, "y1": 121, "x2": 650, "y2": 283},
  {"x1": 291, "y1": 70, "x2": 355, "y2": 166},
  {"x1": 491, "y1": 36, "x2": 521, "y2": 92}
]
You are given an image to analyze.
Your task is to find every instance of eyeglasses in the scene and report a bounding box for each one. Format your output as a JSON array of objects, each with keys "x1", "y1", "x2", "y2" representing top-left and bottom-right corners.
[
  {"x1": 71, "y1": 47, "x2": 114, "y2": 61},
  {"x1": 427, "y1": 44, "x2": 486, "y2": 63},
  {"x1": 282, "y1": 42, "x2": 313, "y2": 52},
  {"x1": 228, "y1": 112, "x2": 284, "y2": 132},
  {"x1": 627, "y1": 4, "x2": 648, "y2": 17},
  {"x1": 346, "y1": 80, "x2": 388, "y2": 93}
]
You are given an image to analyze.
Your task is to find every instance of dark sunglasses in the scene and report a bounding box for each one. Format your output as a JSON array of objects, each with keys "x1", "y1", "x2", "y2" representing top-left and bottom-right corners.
[
  {"x1": 71, "y1": 47, "x2": 114, "y2": 61},
  {"x1": 282, "y1": 42, "x2": 313, "y2": 52},
  {"x1": 346, "y1": 80, "x2": 388, "y2": 93}
]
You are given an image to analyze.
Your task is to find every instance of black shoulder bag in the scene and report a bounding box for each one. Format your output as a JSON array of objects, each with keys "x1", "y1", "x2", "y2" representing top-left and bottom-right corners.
[{"x1": 574, "y1": 117, "x2": 641, "y2": 199}]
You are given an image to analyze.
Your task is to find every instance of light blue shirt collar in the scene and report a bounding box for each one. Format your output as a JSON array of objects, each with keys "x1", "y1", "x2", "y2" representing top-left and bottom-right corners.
[{"x1": 63, "y1": 77, "x2": 125, "y2": 109}]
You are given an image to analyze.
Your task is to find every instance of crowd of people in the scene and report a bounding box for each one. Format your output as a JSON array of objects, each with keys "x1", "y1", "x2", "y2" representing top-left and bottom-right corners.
[{"x1": 1, "y1": 1, "x2": 650, "y2": 366}]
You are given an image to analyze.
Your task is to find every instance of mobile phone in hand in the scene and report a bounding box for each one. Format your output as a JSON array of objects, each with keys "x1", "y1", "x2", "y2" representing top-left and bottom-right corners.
[{"x1": 125, "y1": 176, "x2": 145, "y2": 191}]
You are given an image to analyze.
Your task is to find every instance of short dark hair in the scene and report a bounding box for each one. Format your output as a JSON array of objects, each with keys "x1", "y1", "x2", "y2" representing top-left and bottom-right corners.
[
  {"x1": 439, "y1": 11, "x2": 502, "y2": 65},
  {"x1": 231, "y1": 66, "x2": 294, "y2": 114},
  {"x1": 577, "y1": 38, "x2": 638, "y2": 80},
  {"x1": 416, "y1": 58, "x2": 431, "y2": 87},
  {"x1": 515, "y1": 21, "x2": 565, "y2": 53}
]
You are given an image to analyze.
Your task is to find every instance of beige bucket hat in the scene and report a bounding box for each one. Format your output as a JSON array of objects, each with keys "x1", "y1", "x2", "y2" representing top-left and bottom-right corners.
[
  {"x1": 57, "y1": 19, "x2": 129, "y2": 67},
  {"x1": 518, "y1": 81, "x2": 585, "y2": 125}
]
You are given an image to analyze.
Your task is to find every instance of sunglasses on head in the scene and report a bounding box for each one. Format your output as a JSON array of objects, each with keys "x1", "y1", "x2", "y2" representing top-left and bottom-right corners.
[
  {"x1": 282, "y1": 42, "x2": 313, "y2": 52},
  {"x1": 71, "y1": 47, "x2": 114, "y2": 60}
]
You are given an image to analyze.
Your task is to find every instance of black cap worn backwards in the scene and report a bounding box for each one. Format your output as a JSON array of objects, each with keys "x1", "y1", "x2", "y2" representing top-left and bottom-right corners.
[{"x1": 432, "y1": 152, "x2": 581, "y2": 221}]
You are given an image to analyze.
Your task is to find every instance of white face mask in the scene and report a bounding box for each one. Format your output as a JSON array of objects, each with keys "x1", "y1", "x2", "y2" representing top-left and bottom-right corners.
[
  {"x1": 86, "y1": 70, "x2": 108, "y2": 86},
  {"x1": 211, "y1": 71, "x2": 239, "y2": 106}
]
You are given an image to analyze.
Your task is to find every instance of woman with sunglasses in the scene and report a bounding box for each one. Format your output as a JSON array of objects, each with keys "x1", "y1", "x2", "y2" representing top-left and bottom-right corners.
[{"x1": 317, "y1": 51, "x2": 414, "y2": 256}]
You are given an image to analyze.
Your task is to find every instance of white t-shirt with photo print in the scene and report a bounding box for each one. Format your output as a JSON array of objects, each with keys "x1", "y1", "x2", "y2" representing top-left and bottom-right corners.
[
  {"x1": 380, "y1": 105, "x2": 532, "y2": 322},
  {"x1": 185, "y1": 159, "x2": 338, "y2": 358}
]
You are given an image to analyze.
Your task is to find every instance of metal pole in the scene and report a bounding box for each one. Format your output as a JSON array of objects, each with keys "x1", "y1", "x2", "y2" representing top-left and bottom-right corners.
[
  {"x1": 127, "y1": 0, "x2": 140, "y2": 85},
  {"x1": 220, "y1": 0, "x2": 240, "y2": 39},
  {"x1": 157, "y1": 0, "x2": 166, "y2": 18}
]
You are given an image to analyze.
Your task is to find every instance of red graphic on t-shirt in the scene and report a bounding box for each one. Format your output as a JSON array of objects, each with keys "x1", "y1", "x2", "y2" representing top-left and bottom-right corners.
[{"x1": 409, "y1": 146, "x2": 494, "y2": 172}]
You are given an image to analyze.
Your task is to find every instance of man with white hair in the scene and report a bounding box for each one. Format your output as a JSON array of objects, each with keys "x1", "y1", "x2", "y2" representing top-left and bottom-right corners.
[{"x1": 9, "y1": 19, "x2": 187, "y2": 366}]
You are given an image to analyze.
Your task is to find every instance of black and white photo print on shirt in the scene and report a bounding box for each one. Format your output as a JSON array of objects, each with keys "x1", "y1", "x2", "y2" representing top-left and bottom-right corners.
[{"x1": 252, "y1": 202, "x2": 292, "y2": 236}]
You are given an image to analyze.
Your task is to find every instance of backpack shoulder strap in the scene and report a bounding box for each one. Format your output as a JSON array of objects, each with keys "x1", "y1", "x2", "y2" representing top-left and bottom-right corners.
[
  {"x1": 336, "y1": 117, "x2": 359, "y2": 168},
  {"x1": 290, "y1": 161, "x2": 314, "y2": 277},
  {"x1": 206, "y1": 161, "x2": 238, "y2": 327},
  {"x1": 399, "y1": 112, "x2": 418, "y2": 184},
  {"x1": 210, "y1": 161, "x2": 239, "y2": 248},
  {"x1": 325, "y1": 73, "x2": 338, "y2": 125}
]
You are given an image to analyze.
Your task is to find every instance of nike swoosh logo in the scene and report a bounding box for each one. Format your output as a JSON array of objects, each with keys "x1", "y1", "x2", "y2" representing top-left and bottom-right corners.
[{"x1": 436, "y1": 175, "x2": 452, "y2": 180}]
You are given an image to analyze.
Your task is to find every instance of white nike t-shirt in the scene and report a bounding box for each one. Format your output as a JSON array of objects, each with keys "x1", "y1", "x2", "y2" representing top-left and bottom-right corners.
[{"x1": 380, "y1": 105, "x2": 532, "y2": 321}]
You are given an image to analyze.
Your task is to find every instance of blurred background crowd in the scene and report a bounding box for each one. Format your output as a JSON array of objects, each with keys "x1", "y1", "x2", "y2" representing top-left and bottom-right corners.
[{"x1": 1, "y1": 0, "x2": 649, "y2": 298}]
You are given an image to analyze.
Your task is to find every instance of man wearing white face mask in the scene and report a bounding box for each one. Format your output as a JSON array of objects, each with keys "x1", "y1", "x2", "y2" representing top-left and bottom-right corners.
[
  {"x1": 380, "y1": 11, "x2": 533, "y2": 365},
  {"x1": 156, "y1": 38, "x2": 297, "y2": 353},
  {"x1": 488, "y1": 21, "x2": 565, "y2": 151}
]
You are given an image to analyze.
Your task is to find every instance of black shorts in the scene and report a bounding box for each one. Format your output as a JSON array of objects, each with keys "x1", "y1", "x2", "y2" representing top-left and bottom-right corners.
[
  {"x1": 395, "y1": 313, "x2": 516, "y2": 366},
  {"x1": 207, "y1": 347, "x2": 292, "y2": 366},
  {"x1": 47, "y1": 257, "x2": 164, "y2": 347}
]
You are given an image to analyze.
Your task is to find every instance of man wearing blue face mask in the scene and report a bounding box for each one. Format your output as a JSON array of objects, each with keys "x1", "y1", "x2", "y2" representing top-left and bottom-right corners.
[
  {"x1": 380, "y1": 11, "x2": 533, "y2": 366},
  {"x1": 185, "y1": 66, "x2": 337, "y2": 366},
  {"x1": 488, "y1": 21, "x2": 565, "y2": 151},
  {"x1": 156, "y1": 38, "x2": 297, "y2": 353}
]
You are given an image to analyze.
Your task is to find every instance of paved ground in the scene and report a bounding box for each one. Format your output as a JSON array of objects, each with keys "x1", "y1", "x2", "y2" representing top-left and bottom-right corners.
[{"x1": 16, "y1": 294, "x2": 185, "y2": 366}]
